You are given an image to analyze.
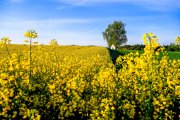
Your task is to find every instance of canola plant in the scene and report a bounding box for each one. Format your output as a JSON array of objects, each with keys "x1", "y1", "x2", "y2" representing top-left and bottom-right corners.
[{"x1": 0, "y1": 31, "x2": 179, "y2": 120}]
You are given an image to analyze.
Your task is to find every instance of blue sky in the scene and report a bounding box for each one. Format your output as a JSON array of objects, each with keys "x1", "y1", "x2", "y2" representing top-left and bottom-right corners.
[{"x1": 0, "y1": 0, "x2": 180, "y2": 46}]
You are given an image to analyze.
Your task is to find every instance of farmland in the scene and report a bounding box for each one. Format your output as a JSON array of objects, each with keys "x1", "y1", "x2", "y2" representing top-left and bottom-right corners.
[
  {"x1": 1, "y1": 0, "x2": 180, "y2": 119},
  {"x1": 0, "y1": 34, "x2": 180, "y2": 120},
  {"x1": 116, "y1": 50, "x2": 180, "y2": 60}
]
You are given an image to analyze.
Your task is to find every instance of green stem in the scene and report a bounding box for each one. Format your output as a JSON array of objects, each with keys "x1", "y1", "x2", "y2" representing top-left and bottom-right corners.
[
  {"x1": 5, "y1": 43, "x2": 11, "y2": 59},
  {"x1": 30, "y1": 37, "x2": 32, "y2": 81},
  {"x1": 147, "y1": 34, "x2": 153, "y2": 120}
]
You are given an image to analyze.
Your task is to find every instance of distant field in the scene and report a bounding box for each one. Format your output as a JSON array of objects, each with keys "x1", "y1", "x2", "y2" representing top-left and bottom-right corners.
[
  {"x1": 166, "y1": 51, "x2": 180, "y2": 59},
  {"x1": 117, "y1": 49, "x2": 180, "y2": 60}
]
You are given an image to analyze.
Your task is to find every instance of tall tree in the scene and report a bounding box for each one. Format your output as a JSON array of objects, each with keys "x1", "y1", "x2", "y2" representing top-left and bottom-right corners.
[{"x1": 103, "y1": 21, "x2": 127, "y2": 48}]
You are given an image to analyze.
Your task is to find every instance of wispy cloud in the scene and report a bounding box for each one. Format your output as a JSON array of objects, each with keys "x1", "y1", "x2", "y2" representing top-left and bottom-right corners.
[
  {"x1": 0, "y1": 16, "x2": 178, "y2": 46},
  {"x1": 8, "y1": 0, "x2": 25, "y2": 3},
  {"x1": 0, "y1": 17, "x2": 107, "y2": 45},
  {"x1": 56, "y1": 6, "x2": 69, "y2": 10},
  {"x1": 0, "y1": 17, "x2": 109, "y2": 29},
  {"x1": 54, "y1": 0, "x2": 180, "y2": 11}
]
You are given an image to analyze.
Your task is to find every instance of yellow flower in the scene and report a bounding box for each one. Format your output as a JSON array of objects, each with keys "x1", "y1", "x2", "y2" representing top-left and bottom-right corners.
[
  {"x1": 24, "y1": 30, "x2": 38, "y2": 39},
  {"x1": 1, "y1": 37, "x2": 11, "y2": 44}
]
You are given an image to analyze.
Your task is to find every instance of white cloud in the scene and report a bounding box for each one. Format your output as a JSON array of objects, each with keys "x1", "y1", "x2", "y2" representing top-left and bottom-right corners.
[{"x1": 0, "y1": 17, "x2": 107, "y2": 46}]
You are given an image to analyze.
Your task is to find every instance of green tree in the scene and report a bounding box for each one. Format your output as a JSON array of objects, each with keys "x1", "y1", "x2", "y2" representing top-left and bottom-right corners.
[
  {"x1": 103, "y1": 21, "x2": 127, "y2": 48},
  {"x1": 49, "y1": 39, "x2": 58, "y2": 46}
]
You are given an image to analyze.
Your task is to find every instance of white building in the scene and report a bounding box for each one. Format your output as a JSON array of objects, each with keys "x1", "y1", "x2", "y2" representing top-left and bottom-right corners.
[{"x1": 111, "y1": 44, "x2": 116, "y2": 50}]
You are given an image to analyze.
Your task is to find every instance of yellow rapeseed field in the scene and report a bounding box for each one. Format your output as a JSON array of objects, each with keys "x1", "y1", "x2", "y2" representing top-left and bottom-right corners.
[{"x1": 0, "y1": 31, "x2": 179, "y2": 119}]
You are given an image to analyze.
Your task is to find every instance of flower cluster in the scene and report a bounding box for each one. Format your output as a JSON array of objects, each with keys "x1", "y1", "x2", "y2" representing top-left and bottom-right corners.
[
  {"x1": 175, "y1": 36, "x2": 180, "y2": 44},
  {"x1": 0, "y1": 37, "x2": 11, "y2": 45},
  {"x1": 0, "y1": 32, "x2": 179, "y2": 119},
  {"x1": 116, "y1": 33, "x2": 180, "y2": 119},
  {"x1": 24, "y1": 30, "x2": 38, "y2": 39}
]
